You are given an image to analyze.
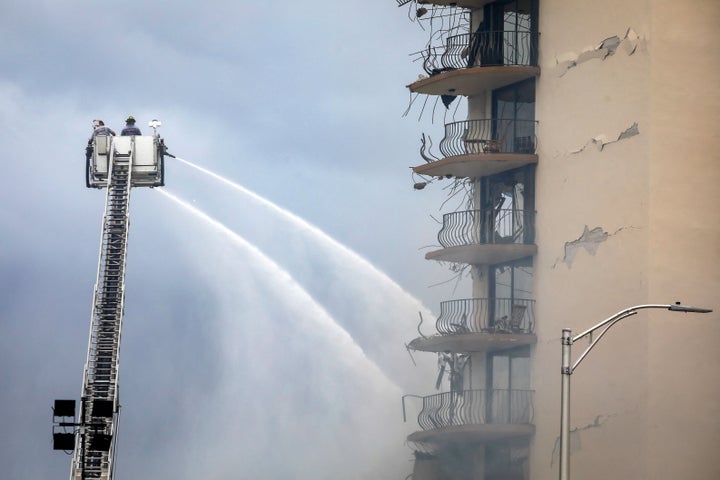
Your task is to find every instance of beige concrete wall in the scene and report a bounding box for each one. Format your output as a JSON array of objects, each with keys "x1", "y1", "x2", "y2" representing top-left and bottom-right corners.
[
  {"x1": 645, "y1": 1, "x2": 720, "y2": 479},
  {"x1": 530, "y1": 0, "x2": 720, "y2": 479},
  {"x1": 533, "y1": 0, "x2": 651, "y2": 478}
]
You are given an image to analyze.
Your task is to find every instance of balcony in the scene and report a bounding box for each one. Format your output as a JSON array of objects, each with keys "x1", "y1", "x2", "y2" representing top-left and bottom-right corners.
[
  {"x1": 409, "y1": 31, "x2": 539, "y2": 96},
  {"x1": 426, "y1": 209, "x2": 536, "y2": 264},
  {"x1": 409, "y1": 298, "x2": 536, "y2": 353},
  {"x1": 415, "y1": 118, "x2": 538, "y2": 178},
  {"x1": 407, "y1": 389, "x2": 535, "y2": 444}
]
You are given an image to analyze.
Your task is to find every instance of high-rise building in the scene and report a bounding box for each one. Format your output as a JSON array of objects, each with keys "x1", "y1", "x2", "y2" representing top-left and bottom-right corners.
[{"x1": 394, "y1": 1, "x2": 720, "y2": 478}]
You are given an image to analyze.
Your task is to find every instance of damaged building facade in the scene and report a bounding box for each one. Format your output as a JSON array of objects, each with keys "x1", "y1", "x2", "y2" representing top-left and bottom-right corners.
[{"x1": 394, "y1": 1, "x2": 719, "y2": 479}]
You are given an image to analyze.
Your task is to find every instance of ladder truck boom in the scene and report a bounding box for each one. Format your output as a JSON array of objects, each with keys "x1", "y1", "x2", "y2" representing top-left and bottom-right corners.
[
  {"x1": 53, "y1": 123, "x2": 168, "y2": 480},
  {"x1": 74, "y1": 137, "x2": 134, "y2": 479}
]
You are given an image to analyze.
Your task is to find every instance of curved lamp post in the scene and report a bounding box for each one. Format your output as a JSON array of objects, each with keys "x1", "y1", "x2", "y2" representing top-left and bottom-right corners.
[{"x1": 559, "y1": 302, "x2": 713, "y2": 480}]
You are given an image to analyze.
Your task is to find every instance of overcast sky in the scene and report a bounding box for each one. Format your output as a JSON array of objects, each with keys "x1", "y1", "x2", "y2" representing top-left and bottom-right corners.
[{"x1": 0, "y1": 1, "x2": 472, "y2": 479}]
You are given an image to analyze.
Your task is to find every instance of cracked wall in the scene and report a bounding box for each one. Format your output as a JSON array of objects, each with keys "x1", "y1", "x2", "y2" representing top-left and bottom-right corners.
[
  {"x1": 562, "y1": 226, "x2": 608, "y2": 267},
  {"x1": 554, "y1": 28, "x2": 643, "y2": 77},
  {"x1": 530, "y1": 3, "x2": 720, "y2": 480},
  {"x1": 550, "y1": 414, "x2": 617, "y2": 467},
  {"x1": 543, "y1": 27, "x2": 647, "y2": 158},
  {"x1": 571, "y1": 122, "x2": 639, "y2": 153},
  {"x1": 555, "y1": 226, "x2": 637, "y2": 268}
]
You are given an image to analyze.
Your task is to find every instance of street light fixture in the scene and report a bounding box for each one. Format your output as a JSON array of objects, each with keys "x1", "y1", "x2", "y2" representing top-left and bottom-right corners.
[{"x1": 559, "y1": 302, "x2": 713, "y2": 480}]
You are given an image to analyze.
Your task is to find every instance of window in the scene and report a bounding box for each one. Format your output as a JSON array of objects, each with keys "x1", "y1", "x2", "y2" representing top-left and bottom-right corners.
[
  {"x1": 493, "y1": 79, "x2": 536, "y2": 154},
  {"x1": 487, "y1": 346, "x2": 531, "y2": 423},
  {"x1": 480, "y1": 165, "x2": 536, "y2": 244},
  {"x1": 492, "y1": 261, "x2": 533, "y2": 302},
  {"x1": 473, "y1": 0, "x2": 538, "y2": 66}
]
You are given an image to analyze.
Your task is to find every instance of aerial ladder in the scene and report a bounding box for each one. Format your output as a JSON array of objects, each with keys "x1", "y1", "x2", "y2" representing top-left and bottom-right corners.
[{"x1": 52, "y1": 120, "x2": 170, "y2": 480}]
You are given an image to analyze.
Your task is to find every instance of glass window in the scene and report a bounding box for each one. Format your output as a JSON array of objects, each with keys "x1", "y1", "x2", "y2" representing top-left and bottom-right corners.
[
  {"x1": 493, "y1": 259, "x2": 533, "y2": 302},
  {"x1": 476, "y1": 0, "x2": 537, "y2": 66},
  {"x1": 489, "y1": 346, "x2": 530, "y2": 390},
  {"x1": 493, "y1": 79, "x2": 536, "y2": 153},
  {"x1": 487, "y1": 347, "x2": 531, "y2": 423},
  {"x1": 481, "y1": 166, "x2": 535, "y2": 244}
]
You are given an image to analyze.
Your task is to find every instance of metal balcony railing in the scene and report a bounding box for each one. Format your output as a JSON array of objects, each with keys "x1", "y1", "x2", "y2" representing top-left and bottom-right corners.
[
  {"x1": 421, "y1": 30, "x2": 538, "y2": 75},
  {"x1": 417, "y1": 389, "x2": 534, "y2": 430},
  {"x1": 437, "y1": 209, "x2": 535, "y2": 248},
  {"x1": 437, "y1": 118, "x2": 538, "y2": 157},
  {"x1": 436, "y1": 298, "x2": 535, "y2": 335}
]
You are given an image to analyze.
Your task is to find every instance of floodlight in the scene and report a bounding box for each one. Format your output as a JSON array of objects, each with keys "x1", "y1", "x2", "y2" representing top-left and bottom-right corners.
[
  {"x1": 53, "y1": 399, "x2": 76, "y2": 418},
  {"x1": 53, "y1": 432, "x2": 76, "y2": 451},
  {"x1": 148, "y1": 119, "x2": 162, "y2": 136}
]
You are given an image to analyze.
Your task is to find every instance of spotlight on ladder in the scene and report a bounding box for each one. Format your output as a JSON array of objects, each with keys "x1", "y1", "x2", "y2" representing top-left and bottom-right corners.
[
  {"x1": 148, "y1": 119, "x2": 162, "y2": 136},
  {"x1": 53, "y1": 433, "x2": 76, "y2": 451},
  {"x1": 53, "y1": 399, "x2": 76, "y2": 417},
  {"x1": 52, "y1": 399, "x2": 77, "y2": 451}
]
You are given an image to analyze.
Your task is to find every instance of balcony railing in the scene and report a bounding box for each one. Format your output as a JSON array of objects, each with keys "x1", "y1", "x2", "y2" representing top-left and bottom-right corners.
[
  {"x1": 416, "y1": 389, "x2": 534, "y2": 430},
  {"x1": 421, "y1": 30, "x2": 538, "y2": 75},
  {"x1": 436, "y1": 298, "x2": 535, "y2": 335},
  {"x1": 437, "y1": 209, "x2": 535, "y2": 248},
  {"x1": 437, "y1": 118, "x2": 537, "y2": 157}
]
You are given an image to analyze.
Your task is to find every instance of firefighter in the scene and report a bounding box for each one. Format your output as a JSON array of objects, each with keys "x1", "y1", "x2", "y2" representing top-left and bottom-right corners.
[{"x1": 121, "y1": 116, "x2": 142, "y2": 136}]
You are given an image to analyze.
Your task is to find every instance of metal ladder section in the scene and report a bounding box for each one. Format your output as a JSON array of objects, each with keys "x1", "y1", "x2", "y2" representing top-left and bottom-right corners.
[{"x1": 72, "y1": 140, "x2": 134, "y2": 480}]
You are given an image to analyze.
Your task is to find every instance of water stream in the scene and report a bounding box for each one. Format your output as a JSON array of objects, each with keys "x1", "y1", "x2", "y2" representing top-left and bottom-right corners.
[
  {"x1": 168, "y1": 158, "x2": 436, "y2": 392},
  {"x1": 155, "y1": 188, "x2": 398, "y2": 390},
  {"x1": 136, "y1": 188, "x2": 414, "y2": 479}
]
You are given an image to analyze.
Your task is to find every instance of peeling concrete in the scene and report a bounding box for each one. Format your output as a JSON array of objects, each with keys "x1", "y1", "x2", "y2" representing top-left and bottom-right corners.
[
  {"x1": 599, "y1": 35, "x2": 621, "y2": 55},
  {"x1": 563, "y1": 226, "x2": 609, "y2": 267},
  {"x1": 551, "y1": 414, "x2": 617, "y2": 466},
  {"x1": 617, "y1": 123, "x2": 640, "y2": 141},
  {"x1": 554, "y1": 28, "x2": 642, "y2": 77},
  {"x1": 554, "y1": 59, "x2": 576, "y2": 74},
  {"x1": 576, "y1": 47, "x2": 609, "y2": 64},
  {"x1": 571, "y1": 122, "x2": 639, "y2": 153},
  {"x1": 552, "y1": 225, "x2": 639, "y2": 269}
]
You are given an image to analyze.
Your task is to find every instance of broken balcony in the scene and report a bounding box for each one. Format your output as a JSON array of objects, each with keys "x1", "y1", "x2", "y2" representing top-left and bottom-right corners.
[
  {"x1": 426, "y1": 208, "x2": 536, "y2": 264},
  {"x1": 415, "y1": 118, "x2": 538, "y2": 179},
  {"x1": 409, "y1": 298, "x2": 536, "y2": 353},
  {"x1": 409, "y1": 30, "x2": 539, "y2": 97},
  {"x1": 407, "y1": 389, "x2": 535, "y2": 444}
]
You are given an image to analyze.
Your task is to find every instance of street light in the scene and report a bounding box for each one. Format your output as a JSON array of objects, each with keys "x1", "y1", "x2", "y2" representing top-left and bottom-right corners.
[{"x1": 559, "y1": 302, "x2": 712, "y2": 480}]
